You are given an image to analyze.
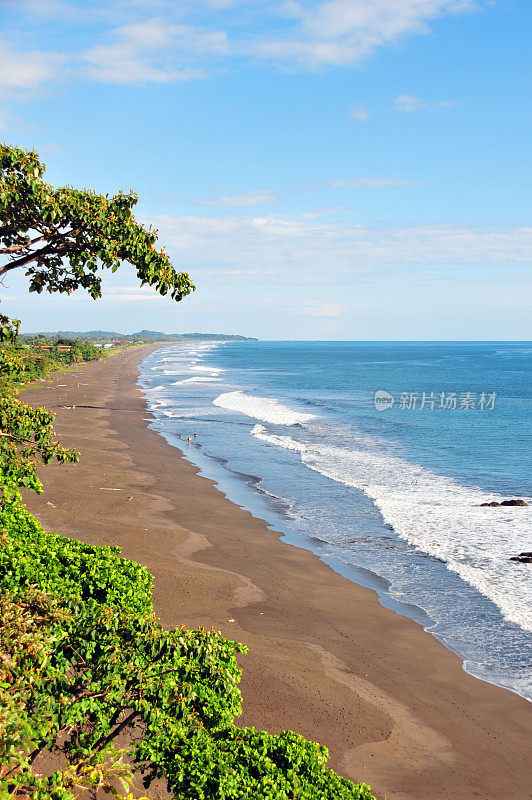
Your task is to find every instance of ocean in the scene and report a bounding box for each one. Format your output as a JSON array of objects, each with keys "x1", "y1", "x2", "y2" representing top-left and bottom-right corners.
[{"x1": 139, "y1": 341, "x2": 532, "y2": 700}]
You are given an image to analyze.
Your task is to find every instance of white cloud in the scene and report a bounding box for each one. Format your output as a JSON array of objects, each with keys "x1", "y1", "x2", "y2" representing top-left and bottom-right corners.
[
  {"x1": 301, "y1": 207, "x2": 348, "y2": 219},
  {"x1": 1, "y1": 0, "x2": 485, "y2": 91},
  {"x1": 393, "y1": 94, "x2": 457, "y2": 111},
  {"x1": 82, "y1": 19, "x2": 226, "y2": 84},
  {"x1": 0, "y1": 40, "x2": 64, "y2": 96},
  {"x1": 199, "y1": 189, "x2": 280, "y2": 207},
  {"x1": 297, "y1": 0, "x2": 476, "y2": 39},
  {"x1": 350, "y1": 103, "x2": 370, "y2": 121},
  {"x1": 247, "y1": 0, "x2": 482, "y2": 68},
  {"x1": 0, "y1": 108, "x2": 39, "y2": 132},
  {"x1": 5, "y1": 0, "x2": 83, "y2": 17},
  {"x1": 329, "y1": 178, "x2": 412, "y2": 187},
  {"x1": 42, "y1": 143, "x2": 63, "y2": 155},
  {"x1": 393, "y1": 94, "x2": 427, "y2": 112},
  {"x1": 103, "y1": 285, "x2": 162, "y2": 302},
  {"x1": 146, "y1": 214, "x2": 532, "y2": 286},
  {"x1": 295, "y1": 302, "x2": 345, "y2": 317}
]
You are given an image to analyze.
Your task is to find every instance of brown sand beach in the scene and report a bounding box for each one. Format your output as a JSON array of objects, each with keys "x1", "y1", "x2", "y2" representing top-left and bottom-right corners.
[{"x1": 23, "y1": 345, "x2": 531, "y2": 800}]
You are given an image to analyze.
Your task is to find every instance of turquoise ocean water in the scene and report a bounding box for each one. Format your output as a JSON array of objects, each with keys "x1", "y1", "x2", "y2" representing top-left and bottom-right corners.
[{"x1": 139, "y1": 342, "x2": 531, "y2": 700}]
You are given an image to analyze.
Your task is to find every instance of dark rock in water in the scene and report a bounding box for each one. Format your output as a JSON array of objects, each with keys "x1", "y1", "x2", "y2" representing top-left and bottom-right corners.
[
  {"x1": 510, "y1": 552, "x2": 532, "y2": 564},
  {"x1": 480, "y1": 499, "x2": 528, "y2": 507}
]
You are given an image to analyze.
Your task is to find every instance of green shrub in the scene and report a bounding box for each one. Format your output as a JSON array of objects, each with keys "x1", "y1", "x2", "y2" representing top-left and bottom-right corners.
[
  {"x1": 0, "y1": 497, "x2": 152, "y2": 612},
  {"x1": 0, "y1": 509, "x2": 375, "y2": 799}
]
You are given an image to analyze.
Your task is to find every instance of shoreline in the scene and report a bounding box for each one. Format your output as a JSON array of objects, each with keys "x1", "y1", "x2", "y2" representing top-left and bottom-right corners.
[
  {"x1": 145, "y1": 421, "x2": 464, "y2": 667},
  {"x1": 140, "y1": 343, "x2": 531, "y2": 703},
  {"x1": 144, "y1": 411, "x2": 512, "y2": 697},
  {"x1": 23, "y1": 345, "x2": 532, "y2": 800}
]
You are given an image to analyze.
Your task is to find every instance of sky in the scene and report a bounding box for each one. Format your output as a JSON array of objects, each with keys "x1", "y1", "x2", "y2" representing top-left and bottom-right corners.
[{"x1": 0, "y1": 0, "x2": 530, "y2": 340}]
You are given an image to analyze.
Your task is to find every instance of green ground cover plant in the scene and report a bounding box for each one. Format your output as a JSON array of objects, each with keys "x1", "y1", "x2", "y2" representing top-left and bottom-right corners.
[{"x1": 0, "y1": 487, "x2": 375, "y2": 799}]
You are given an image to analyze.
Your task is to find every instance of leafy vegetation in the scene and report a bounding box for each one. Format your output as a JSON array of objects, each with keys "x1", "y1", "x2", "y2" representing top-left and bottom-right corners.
[
  {"x1": 0, "y1": 144, "x2": 194, "y2": 302},
  {"x1": 0, "y1": 494, "x2": 375, "y2": 799},
  {"x1": 1, "y1": 338, "x2": 102, "y2": 394}
]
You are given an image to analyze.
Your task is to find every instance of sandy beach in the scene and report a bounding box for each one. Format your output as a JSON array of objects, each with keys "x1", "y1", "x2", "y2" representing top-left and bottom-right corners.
[{"x1": 23, "y1": 345, "x2": 532, "y2": 800}]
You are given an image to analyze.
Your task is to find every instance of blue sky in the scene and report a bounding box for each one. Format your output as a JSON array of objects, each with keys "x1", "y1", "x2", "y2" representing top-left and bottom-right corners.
[{"x1": 0, "y1": 0, "x2": 530, "y2": 339}]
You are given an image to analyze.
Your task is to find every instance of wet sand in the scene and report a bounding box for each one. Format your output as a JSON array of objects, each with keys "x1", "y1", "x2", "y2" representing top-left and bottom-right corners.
[{"x1": 23, "y1": 345, "x2": 532, "y2": 800}]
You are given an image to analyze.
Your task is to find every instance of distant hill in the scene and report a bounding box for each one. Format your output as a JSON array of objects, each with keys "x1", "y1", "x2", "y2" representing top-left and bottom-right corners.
[{"x1": 20, "y1": 330, "x2": 257, "y2": 342}]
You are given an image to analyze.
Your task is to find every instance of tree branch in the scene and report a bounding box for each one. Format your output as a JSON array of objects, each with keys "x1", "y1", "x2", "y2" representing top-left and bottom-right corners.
[
  {"x1": 0, "y1": 225, "x2": 87, "y2": 275},
  {"x1": 0, "y1": 244, "x2": 56, "y2": 274},
  {"x1": 0, "y1": 235, "x2": 47, "y2": 254}
]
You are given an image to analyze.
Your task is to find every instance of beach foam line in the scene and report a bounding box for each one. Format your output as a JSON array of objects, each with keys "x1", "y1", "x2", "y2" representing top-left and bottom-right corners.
[
  {"x1": 213, "y1": 391, "x2": 316, "y2": 425},
  {"x1": 148, "y1": 397, "x2": 173, "y2": 409},
  {"x1": 192, "y1": 366, "x2": 223, "y2": 374},
  {"x1": 172, "y1": 377, "x2": 219, "y2": 385},
  {"x1": 251, "y1": 424, "x2": 532, "y2": 633}
]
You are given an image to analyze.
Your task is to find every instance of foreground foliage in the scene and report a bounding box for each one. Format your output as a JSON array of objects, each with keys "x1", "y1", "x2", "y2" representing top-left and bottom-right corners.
[{"x1": 0, "y1": 497, "x2": 375, "y2": 799}]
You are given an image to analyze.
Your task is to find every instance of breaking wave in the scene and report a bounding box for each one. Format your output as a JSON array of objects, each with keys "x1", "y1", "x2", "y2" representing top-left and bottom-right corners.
[
  {"x1": 251, "y1": 424, "x2": 532, "y2": 632},
  {"x1": 213, "y1": 391, "x2": 316, "y2": 426}
]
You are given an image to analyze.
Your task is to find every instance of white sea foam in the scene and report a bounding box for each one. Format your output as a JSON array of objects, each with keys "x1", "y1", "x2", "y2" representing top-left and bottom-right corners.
[
  {"x1": 172, "y1": 377, "x2": 218, "y2": 385},
  {"x1": 251, "y1": 425, "x2": 532, "y2": 632},
  {"x1": 213, "y1": 391, "x2": 316, "y2": 425},
  {"x1": 149, "y1": 399, "x2": 173, "y2": 411},
  {"x1": 193, "y1": 366, "x2": 223, "y2": 374},
  {"x1": 161, "y1": 367, "x2": 221, "y2": 378}
]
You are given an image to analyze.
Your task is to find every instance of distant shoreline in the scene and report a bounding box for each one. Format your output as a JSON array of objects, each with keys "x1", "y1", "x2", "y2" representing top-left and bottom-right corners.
[
  {"x1": 19, "y1": 329, "x2": 258, "y2": 342},
  {"x1": 24, "y1": 345, "x2": 532, "y2": 800}
]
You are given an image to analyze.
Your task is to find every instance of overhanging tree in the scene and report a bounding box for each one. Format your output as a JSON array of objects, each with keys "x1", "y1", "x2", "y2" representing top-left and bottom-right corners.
[
  {"x1": 0, "y1": 142, "x2": 194, "y2": 511},
  {"x1": 0, "y1": 143, "x2": 194, "y2": 301}
]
